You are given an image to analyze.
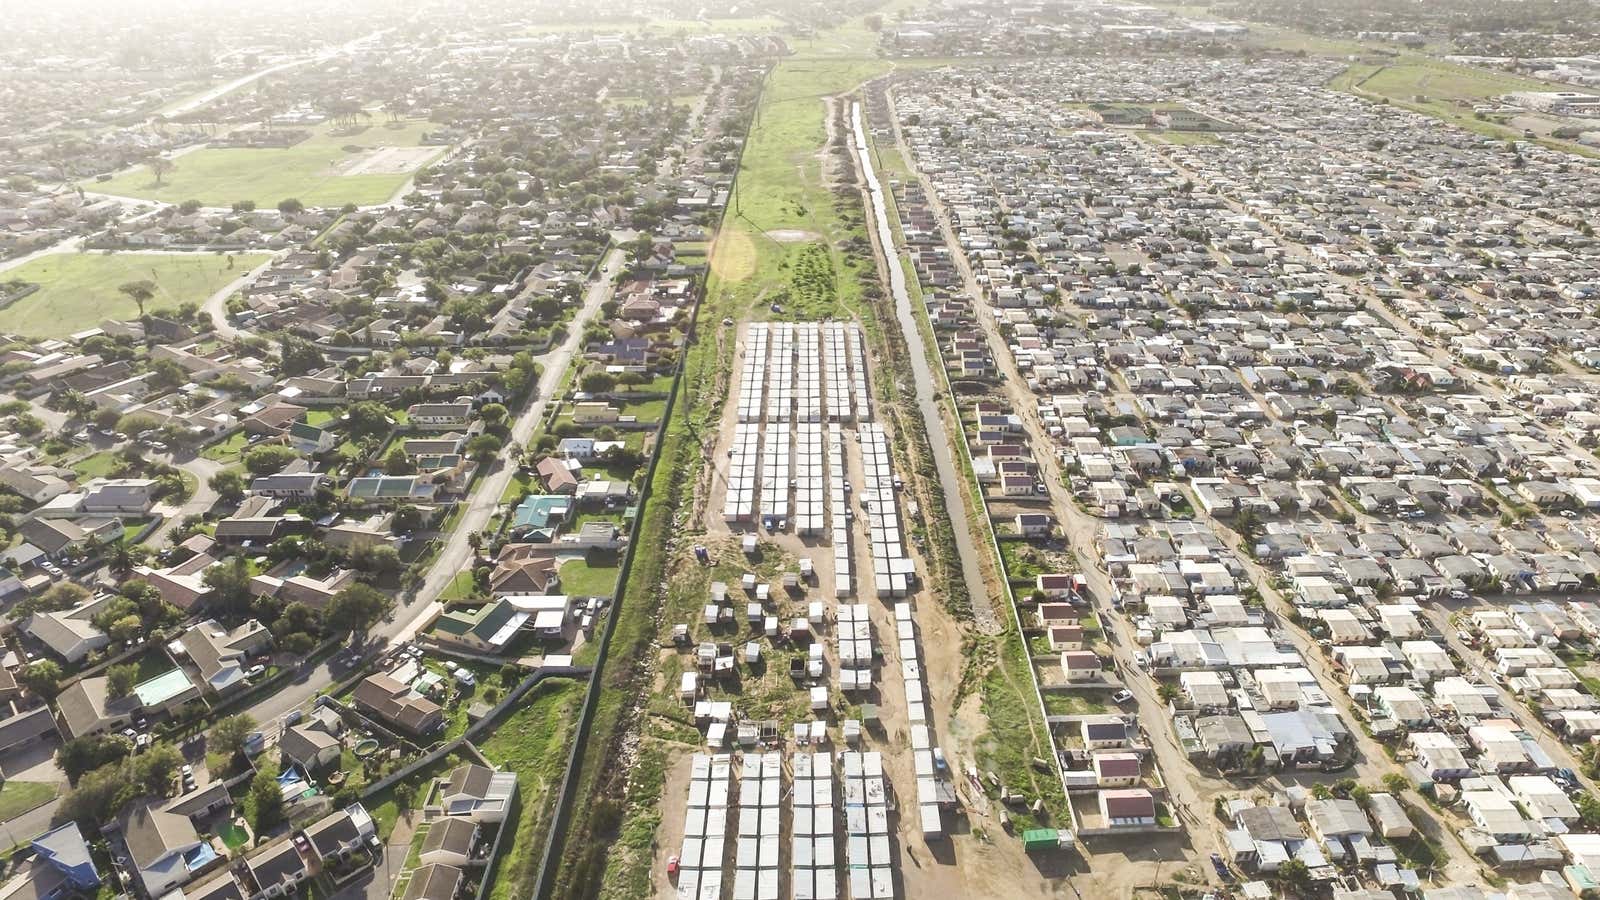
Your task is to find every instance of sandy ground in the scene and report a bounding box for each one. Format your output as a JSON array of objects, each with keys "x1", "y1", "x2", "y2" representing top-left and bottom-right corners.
[
  {"x1": 335, "y1": 145, "x2": 442, "y2": 176},
  {"x1": 765, "y1": 229, "x2": 823, "y2": 243},
  {"x1": 651, "y1": 320, "x2": 1083, "y2": 898}
]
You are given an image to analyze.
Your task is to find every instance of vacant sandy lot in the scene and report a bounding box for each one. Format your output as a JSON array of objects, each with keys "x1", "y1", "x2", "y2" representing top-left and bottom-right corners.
[{"x1": 335, "y1": 145, "x2": 443, "y2": 175}]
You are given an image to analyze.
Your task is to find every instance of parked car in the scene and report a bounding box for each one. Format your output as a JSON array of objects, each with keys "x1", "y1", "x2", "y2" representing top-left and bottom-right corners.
[{"x1": 1111, "y1": 689, "x2": 1133, "y2": 705}]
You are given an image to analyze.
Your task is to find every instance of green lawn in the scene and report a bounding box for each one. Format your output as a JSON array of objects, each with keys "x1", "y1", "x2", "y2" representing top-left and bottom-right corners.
[
  {"x1": 92, "y1": 119, "x2": 447, "y2": 208},
  {"x1": 201, "y1": 431, "x2": 250, "y2": 461},
  {"x1": 478, "y1": 678, "x2": 583, "y2": 900},
  {"x1": 558, "y1": 555, "x2": 621, "y2": 598},
  {"x1": 0, "y1": 252, "x2": 270, "y2": 339},
  {"x1": 72, "y1": 451, "x2": 122, "y2": 480},
  {"x1": 365, "y1": 754, "x2": 463, "y2": 841},
  {"x1": 439, "y1": 571, "x2": 479, "y2": 603},
  {"x1": 0, "y1": 781, "x2": 58, "y2": 821}
]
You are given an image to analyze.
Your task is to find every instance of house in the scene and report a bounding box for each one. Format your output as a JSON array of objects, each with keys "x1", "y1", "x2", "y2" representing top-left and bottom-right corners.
[
  {"x1": 401, "y1": 864, "x2": 463, "y2": 900},
  {"x1": 0, "y1": 705, "x2": 61, "y2": 755},
  {"x1": 53, "y1": 675, "x2": 138, "y2": 740},
  {"x1": 437, "y1": 763, "x2": 516, "y2": 823},
  {"x1": 303, "y1": 805, "x2": 375, "y2": 865},
  {"x1": 1015, "y1": 513, "x2": 1053, "y2": 537},
  {"x1": 1410, "y1": 732, "x2": 1472, "y2": 781},
  {"x1": 432, "y1": 594, "x2": 571, "y2": 653},
  {"x1": 535, "y1": 457, "x2": 578, "y2": 494},
  {"x1": 347, "y1": 476, "x2": 438, "y2": 503},
  {"x1": 249, "y1": 473, "x2": 325, "y2": 499},
  {"x1": 352, "y1": 674, "x2": 444, "y2": 734},
  {"x1": 183, "y1": 873, "x2": 249, "y2": 900},
  {"x1": 1060, "y1": 650, "x2": 1102, "y2": 681},
  {"x1": 244, "y1": 839, "x2": 309, "y2": 900},
  {"x1": 1509, "y1": 775, "x2": 1579, "y2": 824},
  {"x1": 286, "y1": 422, "x2": 337, "y2": 455},
  {"x1": 1366, "y1": 793, "x2": 1414, "y2": 839},
  {"x1": 406, "y1": 401, "x2": 473, "y2": 429},
  {"x1": 1463, "y1": 790, "x2": 1535, "y2": 842},
  {"x1": 16, "y1": 823, "x2": 101, "y2": 900},
  {"x1": 174, "y1": 620, "x2": 271, "y2": 694},
  {"x1": 0, "y1": 466, "x2": 71, "y2": 504},
  {"x1": 1092, "y1": 752, "x2": 1142, "y2": 787},
  {"x1": 23, "y1": 593, "x2": 114, "y2": 663},
  {"x1": 120, "y1": 801, "x2": 209, "y2": 897},
  {"x1": 489, "y1": 554, "x2": 558, "y2": 595},
  {"x1": 418, "y1": 819, "x2": 477, "y2": 867},
  {"x1": 280, "y1": 725, "x2": 341, "y2": 773},
  {"x1": 79, "y1": 478, "x2": 156, "y2": 514},
  {"x1": 1305, "y1": 797, "x2": 1373, "y2": 862},
  {"x1": 1098, "y1": 788, "x2": 1157, "y2": 827}
]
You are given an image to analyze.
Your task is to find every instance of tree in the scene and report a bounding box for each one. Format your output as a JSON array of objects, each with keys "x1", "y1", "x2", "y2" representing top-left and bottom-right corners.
[
  {"x1": 394, "y1": 780, "x2": 418, "y2": 812},
  {"x1": 383, "y1": 445, "x2": 415, "y2": 476},
  {"x1": 1275, "y1": 859, "x2": 1312, "y2": 897},
  {"x1": 13, "y1": 581, "x2": 90, "y2": 618},
  {"x1": 479, "y1": 403, "x2": 508, "y2": 428},
  {"x1": 203, "y1": 556, "x2": 254, "y2": 617},
  {"x1": 325, "y1": 583, "x2": 394, "y2": 638},
  {"x1": 210, "y1": 469, "x2": 247, "y2": 503},
  {"x1": 146, "y1": 155, "x2": 174, "y2": 186},
  {"x1": 580, "y1": 371, "x2": 616, "y2": 393},
  {"x1": 19, "y1": 660, "x2": 62, "y2": 698},
  {"x1": 346, "y1": 401, "x2": 394, "y2": 440},
  {"x1": 59, "y1": 734, "x2": 133, "y2": 783},
  {"x1": 278, "y1": 336, "x2": 325, "y2": 377},
  {"x1": 349, "y1": 544, "x2": 402, "y2": 578},
  {"x1": 243, "y1": 444, "x2": 298, "y2": 476},
  {"x1": 278, "y1": 198, "x2": 305, "y2": 215},
  {"x1": 466, "y1": 433, "x2": 503, "y2": 462},
  {"x1": 106, "y1": 664, "x2": 138, "y2": 699},
  {"x1": 118, "y1": 280, "x2": 157, "y2": 321},
  {"x1": 391, "y1": 505, "x2": 423, "y2": 534},
  {"x1": 247, "y1": 760, "x2": 286, "y2": 833},
  {"x1": 1579, "y1": 793, "x2": 1600, "y2": 830},
  {"x1": 210, "y1": 713, "x2": 257, "y2": 760},
  {"x1": 1382, "y1": 772, "x2": 1411, "y2": 794}
]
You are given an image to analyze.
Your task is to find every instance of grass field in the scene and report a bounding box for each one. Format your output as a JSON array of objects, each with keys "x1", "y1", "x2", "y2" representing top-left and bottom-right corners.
[
  {"x1": 93, "y1": 119, "x2": 446, "y2": 208},
  {"x1": 0, "y1": 252, "x2": 270, "y2": 339},
  {"x1": 1336, "y1": 58, "x2": 1600, "y2": 155},
  {"x1": 478, "y1": 678, "x2": 583, "y2": 900},
  {"x1": 0, "y1": 781, "x2": 57, "y2": 821}
]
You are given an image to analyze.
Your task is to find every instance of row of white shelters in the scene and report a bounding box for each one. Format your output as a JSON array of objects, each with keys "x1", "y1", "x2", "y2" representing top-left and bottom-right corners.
[
  {"x1": 796, "y1": 423, "x2": 825, "y2": 535},
  {"x1": 678, "y1": 753, "x2": 735, "y2": 900},
  {"x1": 797, "y1": 323, "x2": 822, "y2": 423},
  {"x1": 841, "y1": 751, "x2": 895, "y2": 898},
  {"x1": 793, "y1": 751, "x2": 841, "y2": 900},
  {"x1": 860, "y1": 423, "x2": 915, "y2": 597},
  {"x1": 829, "y1": 428, "x2": 851, "y2": 596},
  {"x1": 839, "y1": 604, "x2": 874, "y2": 690},
  {"x1": 733, "y1": 753, "x2": 782, "y2": 900},
  {"x1": 725, "y1": 322, "x2": 769, "y2": 521},
  {"x1": 823, "y1": 323, "x2": 856, "y2": 423}
]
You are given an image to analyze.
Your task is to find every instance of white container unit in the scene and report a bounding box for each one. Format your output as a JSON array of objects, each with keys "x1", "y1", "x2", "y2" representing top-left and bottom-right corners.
[{"x1": 682, "y1": 754, "x2": 736, "y2": 894}]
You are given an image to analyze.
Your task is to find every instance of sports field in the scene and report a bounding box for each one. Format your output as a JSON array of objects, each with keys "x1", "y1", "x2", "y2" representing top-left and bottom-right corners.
[
  {"x1": 92, "y1": 119, "x2": 446, "y2": 208},
  {"x1": 0, "y1": 252, "x2": 270, "y2": 339}
]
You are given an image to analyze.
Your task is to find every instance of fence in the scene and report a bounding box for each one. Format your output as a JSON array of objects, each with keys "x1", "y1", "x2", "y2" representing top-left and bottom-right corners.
[{"x1": 528, "y1": 91, "x2": 756, "y2": 900}]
